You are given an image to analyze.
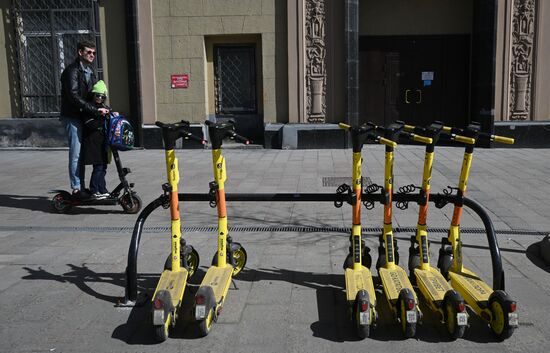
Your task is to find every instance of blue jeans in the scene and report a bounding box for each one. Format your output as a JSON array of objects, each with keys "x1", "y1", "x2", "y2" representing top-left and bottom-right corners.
[
  {"x1": 60, "y1": 116, "x2": 85, "y2": 190},
  {"x1": 90, "y1": 164, "x2": 108, "y2": 194}
]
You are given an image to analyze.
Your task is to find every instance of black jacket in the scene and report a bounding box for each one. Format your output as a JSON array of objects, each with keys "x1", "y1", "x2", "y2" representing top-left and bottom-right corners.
[
  {"x1": 60, "y1": 58, "x2": 98, "y2": 120},
  {"x1": 82, "y1": 102, "x2": 110, "y2": 165}
]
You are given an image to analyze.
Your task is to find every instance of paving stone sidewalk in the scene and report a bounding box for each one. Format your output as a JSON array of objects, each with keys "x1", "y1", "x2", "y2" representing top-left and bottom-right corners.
[{"x1": 0, "y1": 147, "x2": 549, "y2": 353}]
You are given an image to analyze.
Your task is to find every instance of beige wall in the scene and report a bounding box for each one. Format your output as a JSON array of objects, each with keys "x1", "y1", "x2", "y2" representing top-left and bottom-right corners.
[
  {"x1": 0, "y1": 1, "x2": 18, "y2": 118},
  {"x1": 100, "y1": 0, "x2": 130, "y2": 117},
  {"x1": 360, "y1": 0, "x2": 473, "y2": 35},
  {"x1": 534, "y1": 0, "x2": 550, "y2": 121},
  {"x1": 151, "y1": 0, "x2": 286, "y2": 123}
]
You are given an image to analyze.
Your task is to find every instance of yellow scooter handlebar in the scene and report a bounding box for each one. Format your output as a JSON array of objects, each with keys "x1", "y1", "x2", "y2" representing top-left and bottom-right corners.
[
  {"x1": 378, "y1": 137, "x2": 397, "y2": 148},
  {"x1": 339, "y1": 123, "x2": 351, "y2": 130},
  {"x1": 410, "y1": 134, "x2": 433, "y2": 145},
  {"x1": 492, "y1": 135, "x2": 515, "y2": 144}
]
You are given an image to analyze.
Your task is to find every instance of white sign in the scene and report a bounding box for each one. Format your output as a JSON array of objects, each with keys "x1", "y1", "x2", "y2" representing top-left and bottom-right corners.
[{"x1": 422, "y1": 71, "x2": 434, "y2": 81}]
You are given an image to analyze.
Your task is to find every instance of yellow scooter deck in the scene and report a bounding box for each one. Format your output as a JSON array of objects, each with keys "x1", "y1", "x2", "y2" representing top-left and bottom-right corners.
[
  {"x1": 345, "y1": 266, "x2": 376, "y2": 304},
  {"x1": 379, "y1": 266, "x2": 416, "y2": 304},
  {"x1": 154, "y1": 268, "x2": 189, "y2": 308},
  {"x1": 414, "y1": 267, "x2": 452, "y2": 304},
  {"x1": 200, "y1": 265, "x2": 233, "y2": 302},
  {"x1": 449, "y1": 268, "x2": 492, "y2": 310}
]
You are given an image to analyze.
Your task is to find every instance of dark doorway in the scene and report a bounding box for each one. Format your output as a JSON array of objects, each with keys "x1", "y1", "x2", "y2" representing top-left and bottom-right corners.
[
  {"x1": 359, "y1": 35, "x2": 470, "y2": 128},
  {"x1": 213, "y1": 45, "x2": 262, "y2": 143}
]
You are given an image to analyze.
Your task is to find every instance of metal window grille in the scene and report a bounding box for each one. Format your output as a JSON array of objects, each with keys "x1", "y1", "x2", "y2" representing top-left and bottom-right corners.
[
  {"x1": 214, "y1": 45, "x2": 257, "y2": 115},
  {"x1": 12, "y1": 0, "x2": 101, "y2": 117}
]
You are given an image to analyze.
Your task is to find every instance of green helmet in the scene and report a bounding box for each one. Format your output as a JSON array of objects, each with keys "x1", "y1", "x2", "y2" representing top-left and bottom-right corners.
[{"x1": 91, "y1": 80, "x2": 108, "y2": 95}]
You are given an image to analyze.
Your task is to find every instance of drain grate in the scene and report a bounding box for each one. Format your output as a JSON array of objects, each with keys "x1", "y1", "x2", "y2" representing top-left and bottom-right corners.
[
  {"x1": 1, "y1": 225, "x2": 547, "y2": 236},
  {"x1": 322, "y1": 176, "x2": 372, "y2": 187}
]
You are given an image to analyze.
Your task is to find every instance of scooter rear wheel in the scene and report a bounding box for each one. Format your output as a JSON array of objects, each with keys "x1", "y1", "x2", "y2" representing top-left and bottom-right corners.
[
  {"x1": 398, "y1": 297, "x2": 417, "y2": 338},
  {"x1": 354, "y1": 290, "x2": 371, "y2": 339},
  {"x1": 153, "y1": 315, "x2": 170, "y2": 342},
  {"x1": 120, "y1": 193, "x2": 142, "y2": 214},
  {"x1": 51, "y1": 193, "x2": 71, "y2": 213},
  {"x1": 489, "y1": 290, "x2": 516, "y2": 341},
  {"x1": 444, "y1": 299, "x2": 466, "y2": 340}
]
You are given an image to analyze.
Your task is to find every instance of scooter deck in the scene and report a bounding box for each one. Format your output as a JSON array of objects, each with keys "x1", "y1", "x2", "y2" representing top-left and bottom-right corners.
[
  {"x1": 345, "y1": 266, "x2": 376, "y2": 304},
  {"x1": 449, "y1": 268, "x2": 492, "y2": 309},
  {"x1": 200, "y1": 265, "x2": 233, "y2": 302},
  {"x1": 379, "y1": 266, "x2": 416, "y2": 304},
  {"x1": 414, "y1": 267, "x2": 452, "y2": 304},
  {"x1": 154, "y1": 268, "x2": 189, "y2": 307}
]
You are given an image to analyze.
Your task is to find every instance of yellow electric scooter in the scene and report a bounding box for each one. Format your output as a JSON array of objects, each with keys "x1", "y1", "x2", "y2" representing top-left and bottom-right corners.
[
  {"x1": 194, "y1": 120, "x2": 249, "y2": 336},
  {"x1": 436, "y1": 122, "x2": 518, "y2": 341},
  {"x1": 151, "y1": 121, "x2": 203, "y2": 342},
  {"x1": 339, "y1": 122, "x2": 396, "y2": 339},
  {"x1": 370, "y1": 122, "x2": 432, "y2": 337},
  {"x1": 403, "y1": 121, "x2": 474, "y2": 339}
]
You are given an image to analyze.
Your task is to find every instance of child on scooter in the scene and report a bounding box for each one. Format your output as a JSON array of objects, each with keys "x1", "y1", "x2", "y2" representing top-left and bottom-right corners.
[{"x1": 81, "y1": 80, "x2": 118, "y2": 200}]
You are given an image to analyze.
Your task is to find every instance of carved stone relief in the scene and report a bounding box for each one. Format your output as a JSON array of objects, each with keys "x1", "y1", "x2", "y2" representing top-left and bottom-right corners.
[
  {"x1": 509, "y1": 0, "x2": 536, "y2": 121},
  {"x1": 305, "y1": 0, "x2": 326, "y2": 123}
]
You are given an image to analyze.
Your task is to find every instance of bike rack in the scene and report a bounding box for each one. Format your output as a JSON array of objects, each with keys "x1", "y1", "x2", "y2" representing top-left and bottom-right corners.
[{"x1": 121, "y1": 191, "x2": 503, "y2": 306}]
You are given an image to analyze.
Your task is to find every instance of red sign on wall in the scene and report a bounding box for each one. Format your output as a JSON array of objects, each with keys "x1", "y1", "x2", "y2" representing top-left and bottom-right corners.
[{"x1": 171, "y1": 74, "x2": 189, "y2": 89}]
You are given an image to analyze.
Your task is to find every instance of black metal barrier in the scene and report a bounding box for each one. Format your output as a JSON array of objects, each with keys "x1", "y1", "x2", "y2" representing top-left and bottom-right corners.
[{"x1": 121, "y1": 191, "x2": 503, "y2": 305}]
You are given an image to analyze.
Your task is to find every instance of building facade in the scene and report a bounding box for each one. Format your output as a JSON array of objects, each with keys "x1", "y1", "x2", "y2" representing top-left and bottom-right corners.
[{"x1": 1, "y1": 0, "x2": 549, "y2": 147}]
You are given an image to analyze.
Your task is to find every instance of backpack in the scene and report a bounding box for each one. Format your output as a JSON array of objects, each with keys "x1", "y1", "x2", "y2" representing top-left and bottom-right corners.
[{"x1": 106, "y1": 114, "x2": 134, "y2": 151}]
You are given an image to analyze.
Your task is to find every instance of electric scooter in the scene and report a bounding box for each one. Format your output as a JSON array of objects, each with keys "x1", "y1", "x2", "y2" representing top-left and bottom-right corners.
[
  {"x1": 339, "y1": 122, "x2": 396, "y2": 339},
  {"x1": 436, "y1": 122, "x2": 518, "y2": 341},
  {"x1": 371, "y1": 121, "x2": 432, "y2": 337},
  {"x1": 403, "y1": 121, "x2": 474, "y2": 339},
  {"x1": 194, "y1": 120, "x2": 249, "y2": 336},
  {"x1": 51, "y1": 147, "x2": 141, "y2": 214},
  {"x1": 150, "y1": 120, "x2": 203, "y2": 342}
]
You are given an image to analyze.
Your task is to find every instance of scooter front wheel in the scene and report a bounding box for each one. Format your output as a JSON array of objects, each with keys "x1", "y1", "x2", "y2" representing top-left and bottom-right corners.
[
  {"x1": 211, "y1": 242, "x2": 247, "y2": 276},
  {"x1": 51, "y1": 193, "x2": 72, "y2": 213},
  {"x1": 120, "y1": 193, "x2": 142, "y2": 214},
  {"x1": 164, "y1": 247, "x2": 200, "y2": 277}
]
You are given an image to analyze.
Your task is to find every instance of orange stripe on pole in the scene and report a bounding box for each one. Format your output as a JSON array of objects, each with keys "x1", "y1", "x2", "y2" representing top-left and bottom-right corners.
[
  {"x1": 217, "y1": 189, "x2": 227, "y2": 218},
  {"x1": 418, "y1": 193, "x2": 430, "y2": 224},
  {"x1": 451, "y1": 207, "x2": 462, "y2": 226},
  {"x1": 352, "y1": 190, "x2": 361, "y2": 224},
  {"x1": 170, "y1": 191, "x2": 179, "y2": 220},
  {"x1": 383, "y1": 190, "x2": 392, "y2": 223}
]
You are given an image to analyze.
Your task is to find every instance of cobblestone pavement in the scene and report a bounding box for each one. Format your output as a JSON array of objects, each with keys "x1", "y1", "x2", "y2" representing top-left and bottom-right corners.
[{"x1": 0, "y1": 147, "x2": 549, "y2": 353}]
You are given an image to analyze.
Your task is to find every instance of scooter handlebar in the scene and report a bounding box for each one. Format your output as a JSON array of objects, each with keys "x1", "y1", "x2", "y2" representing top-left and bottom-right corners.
[
  {"x1": 338, "y1": 123, "x2": 351, "y2": 130},
  {"x1": 492, "y1": 135, "x2": 515, "y2": 145},
  {"x1": 377, "y1": 136, "x2": 397, "y2": 148},
  {"x1": 409, "y1": 133, "x2": 433, "y2": 145},
  {"x1": 451, "y1": 134, "x2": 476, "y2": 145},
  {"x1": 229, "y1": 131, "x2": 251, "y2": 145}
]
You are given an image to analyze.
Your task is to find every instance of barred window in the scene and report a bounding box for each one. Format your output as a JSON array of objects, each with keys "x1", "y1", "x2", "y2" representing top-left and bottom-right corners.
[{"x1": 12, "y1": 0, "x2": 101, "y2": 117}]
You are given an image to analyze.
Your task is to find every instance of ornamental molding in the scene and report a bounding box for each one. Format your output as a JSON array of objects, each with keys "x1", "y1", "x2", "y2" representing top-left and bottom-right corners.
[
  {"x1": 305, "y1": 0, "x2": 326, "y2": 123},
  {"x1": 509, "y1": 0, "x2": 536, "y2": 121}
]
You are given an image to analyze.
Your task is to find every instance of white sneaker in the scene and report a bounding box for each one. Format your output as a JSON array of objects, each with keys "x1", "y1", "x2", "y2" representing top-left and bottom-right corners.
[{"x1": 92, "y1": 192, "x2": 109, "y2": 200}]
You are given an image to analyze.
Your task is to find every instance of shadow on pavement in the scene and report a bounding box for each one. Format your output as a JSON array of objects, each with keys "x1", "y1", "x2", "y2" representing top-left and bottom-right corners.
[
  {"x1": 526, "y1": 240, "x2": 550, "y2": 273},
  {"x1": 0, "y1": 194, "x2": 53, "y2": 212}
]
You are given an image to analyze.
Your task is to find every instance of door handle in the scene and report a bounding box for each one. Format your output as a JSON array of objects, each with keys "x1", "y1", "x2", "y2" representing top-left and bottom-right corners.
[
  {"x1": 416, "y1": 89, "x2": 422, "y2": 104},
  {"x1": 405, "y1": 89, "x2": 411, "y2": 104}
]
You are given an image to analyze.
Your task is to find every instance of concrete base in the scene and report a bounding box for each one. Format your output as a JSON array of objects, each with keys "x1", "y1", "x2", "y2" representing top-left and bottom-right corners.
[
  {"x1": 494, "y1": 121, "x2": 550, "y2": 148},
  {"x1": 281, "y1": 124, "x2": 346, "y2": 149},
  {"x1": 0, "y1": 118, "x2": 66, "y2": 147}
]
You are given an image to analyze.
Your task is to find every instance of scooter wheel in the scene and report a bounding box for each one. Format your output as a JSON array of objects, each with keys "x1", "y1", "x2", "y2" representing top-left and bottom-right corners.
[
  {"x1": 489, "y1": 290, "x2": 516, "y2": 341},
  {"x1": 164, "y1": 247, "x2": 200, "y2": 278},
  {"x1": 120, "y1": 193, "x2": 142, "y2": 214},
  {"x1": 211, "y1": 242, "x2": 247, "y2": 276},
  {"x1": 354, "y1": 290, "x2": 371, "y2": 339},
  {"x1": 154, "y1": 321, "x2": 169, "y2": 342},
  {"x1": 398, "y1": 296, "x2": 417, "y2": 338},
  {"x1": 51, "y1": 193, "x2": 71, "y2": 213},
  {"x1": 197, "y1": 291, "x2": 216, "y2": 337},
  {"x1": 437, "y1": 246, "x2": 453, "y2": 279},
  {"x1": 444, "y1": 298, "x2": 466, "y2": 340}
]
